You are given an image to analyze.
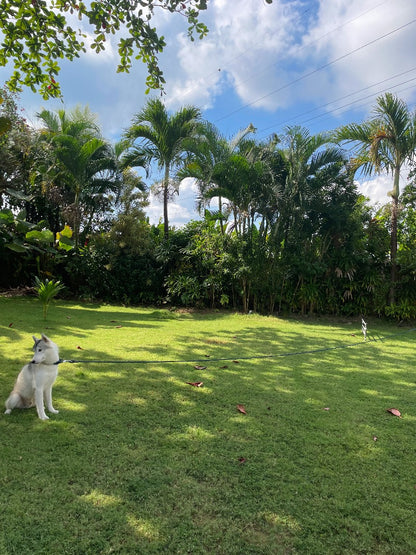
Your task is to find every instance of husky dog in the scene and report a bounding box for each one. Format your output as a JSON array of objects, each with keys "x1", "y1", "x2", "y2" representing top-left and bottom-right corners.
[{"x1": 5, "y1": 334, "x2": 60, "y2": 420}]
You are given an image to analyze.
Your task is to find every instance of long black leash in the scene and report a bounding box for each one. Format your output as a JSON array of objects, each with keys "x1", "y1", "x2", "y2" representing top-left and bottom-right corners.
[{"x1": 55, "y1": 327, "x2": 416, "y2": 366}]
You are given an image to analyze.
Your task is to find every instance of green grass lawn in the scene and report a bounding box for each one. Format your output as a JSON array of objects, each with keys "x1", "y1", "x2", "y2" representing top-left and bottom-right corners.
[{"x1": 1, "y1": 297, "x2": 416, "y2": 554}]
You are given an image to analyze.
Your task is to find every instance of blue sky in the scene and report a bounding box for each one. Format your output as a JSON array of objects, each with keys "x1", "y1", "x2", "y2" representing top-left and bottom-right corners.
[{"x1": 1, "y1": 0, "x2": 415, "y2": 226}]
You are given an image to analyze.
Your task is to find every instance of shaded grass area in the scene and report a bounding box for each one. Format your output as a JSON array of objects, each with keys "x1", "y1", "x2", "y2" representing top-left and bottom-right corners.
[{"x1": 0, "y1": 298, "x2": 416, "y2": 553}]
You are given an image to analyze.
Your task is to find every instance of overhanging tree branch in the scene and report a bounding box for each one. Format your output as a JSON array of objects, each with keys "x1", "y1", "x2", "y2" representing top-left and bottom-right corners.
[{"x1": 0, "y1": 0, "x2": 208, "y2": 99}]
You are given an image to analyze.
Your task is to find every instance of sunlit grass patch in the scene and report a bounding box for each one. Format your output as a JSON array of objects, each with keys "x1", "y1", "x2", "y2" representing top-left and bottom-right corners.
[{"x1": 0, "y1": 299, "x2": 415, "y2": 553}]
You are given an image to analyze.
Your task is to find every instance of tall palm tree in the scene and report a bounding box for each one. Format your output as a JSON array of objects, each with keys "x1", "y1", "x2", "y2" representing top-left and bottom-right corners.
[
  {"x1": 37, "y1": 107, "x2": 120, "y2": 247},
  {"x1": 179, "y1": 121, "x2": 257, "y2": 234},
  {"x1": 336, "y1": 93, "x2": 416, "y2": 303},
  {"x1": 277, "y1": 125, "x2": 345, "y2": 241},
  {"x1": 124, "y1": 98, "x2": 201, "y2": 239}
]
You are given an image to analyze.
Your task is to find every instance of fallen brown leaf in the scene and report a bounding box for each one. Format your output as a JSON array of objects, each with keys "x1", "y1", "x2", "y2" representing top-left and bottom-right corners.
[
  {"x1": 237, "y1": 404, "x2": 247, "y2": 414},
  {"x1": 77, "y1": 346, "x2": 84, "y2": 350},
  {"x1": 386, "y1": 408, "x2": 402, "y2": 418},
  {"x1": 238, "y1": 457, "x2": 247, "y2": 464},
  {"x1": 194, "y1": 365, "x2": 206, "y2": 370},
  {"x1": 8, "y1": 322, "x2": 13, "y2": 327},
  {"x1": 186, "y1": 381, "x2": 203, "y2": 387}
]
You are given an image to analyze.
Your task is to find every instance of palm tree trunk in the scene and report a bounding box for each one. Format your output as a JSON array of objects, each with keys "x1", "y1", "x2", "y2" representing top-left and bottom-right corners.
[
  {"x1": 163, "y1": 164, "x2": 170, "y2": 239},
  {"x1": 389, "y1": 167, "x2": 400, "y2": 305},
  {"x1": 74, "y1": 186, "x2": 81, "y2": 249},
  {"x1": 219, "y1": 196, "x2": 224, "y2": 235}
]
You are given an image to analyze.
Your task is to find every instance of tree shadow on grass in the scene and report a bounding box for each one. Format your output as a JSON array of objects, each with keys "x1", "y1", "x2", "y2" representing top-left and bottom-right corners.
[{"x1": 1, "y1": 301, "x2": 416, "y2": 552}]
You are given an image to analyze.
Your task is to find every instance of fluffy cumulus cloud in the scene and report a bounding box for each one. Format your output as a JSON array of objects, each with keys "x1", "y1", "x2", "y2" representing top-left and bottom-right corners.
[
  {"x1": 5, "y1": 0, "x2": 414, "y2": 137},
  {"x1": 358, "y1": 163, "x2": 413, "y2": 207},
  {"x1": 161, "y1": 0, "x2": 415, "y2": 122},
  {"x1": 0, "y1": 0, "x2": 414, "y2": 225},
  {"x1": 358, "y1": 175, "x2": 391, "y2": 206},
  {"x1": 297, "y1": 0, "x2": 416, "y2": 112},
  {"x1": 147, "y1": 178, "x2": 200, "y2": 227},
  {"x1": 163, "y1": 0, "x2": 301, "y2": 111}
]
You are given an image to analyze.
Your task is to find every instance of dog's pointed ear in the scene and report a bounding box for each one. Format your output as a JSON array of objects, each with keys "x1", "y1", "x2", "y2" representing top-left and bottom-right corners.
[
  {"x1": 41, "y1": 334, "x2": 50, "y2": 343},
  {"x1": 32, "y1": 335, "x2": 39, "y2": 344}
]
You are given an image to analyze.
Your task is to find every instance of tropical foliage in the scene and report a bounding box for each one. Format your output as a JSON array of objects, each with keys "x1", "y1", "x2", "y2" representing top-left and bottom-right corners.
[
  {"x1": 1, "y1": 91, "x2": 415, "y2": 320},
  {"x1": 124, "y1": 98, "x2": 201, "y2": 238},
  {"x1": 336, "y1": 93, "x2": 416, "y2": 303},
  {"x1": 34, "y1": 276, "x2": 65, "y2": 319}
]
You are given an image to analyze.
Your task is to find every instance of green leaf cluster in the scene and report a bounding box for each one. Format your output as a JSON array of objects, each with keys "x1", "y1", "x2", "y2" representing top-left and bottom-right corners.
[
  {"x1": 0, "y1": 0, "x2": 209, "y2": 98},
  {"x1": 33, "y1": 276, "x2": 65, "y2": 319}
]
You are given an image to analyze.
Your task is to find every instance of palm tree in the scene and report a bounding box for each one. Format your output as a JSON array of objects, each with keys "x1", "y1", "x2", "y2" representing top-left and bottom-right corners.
[
  {"x1": 37, "y1": 107, "x2": 120, "y2": 247},
  {"x1": 179, "y1": 121, "x2": 257, "y2": 234},
  {"x1": 267, "y1": 126, "x2": 347, "y2": 313},
  {"x1": 336, "y1": 93, "x2": 416, "y2": 303},
  {"x1": 277, "y1": 125, "x2": 345, "y2": 241},
  {"x1": 124, "y1": 98, "x2": 201, "y2": 238}
]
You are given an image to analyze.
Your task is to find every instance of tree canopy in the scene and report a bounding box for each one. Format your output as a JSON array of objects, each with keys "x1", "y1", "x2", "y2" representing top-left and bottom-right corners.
[
  {"x1": 1, "y1": 89, "x2": 415, "y2": 319},
  {"x1": 0, "y1": 0, "x2": 208, "y2": 98},
  {"x1": 124, "y1": 97, "x2": 201, "y2": 238},
  {"x1": 336, "y1": 92, "x2": 416, "y2": 302}
]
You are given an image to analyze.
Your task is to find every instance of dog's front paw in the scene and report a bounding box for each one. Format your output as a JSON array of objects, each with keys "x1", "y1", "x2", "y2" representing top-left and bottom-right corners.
[
  {"x1": 39, "y1": 415, "x2": 49, "y2": 420},
  {"x1": 49, "y1": 408, "x2": 59, "y2": 414}
]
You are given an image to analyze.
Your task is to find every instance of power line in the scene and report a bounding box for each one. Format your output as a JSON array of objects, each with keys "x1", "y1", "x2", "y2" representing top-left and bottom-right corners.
[
  {"x1": 175, "y1": 4, "x2": 315, "y2": 101},
  {"x1": 257, "y1": 67, "x2": 416, "y2": 137},
  {"x1": 214, "y1": 17, "x2": 416, "y2": 123},
  {"x1": 290, "y1": 83, "x2": 416, "y2": 136},
  {"x1": 232, "y1": 0, "x2": 391, "y2": 93},
  {"x1": 176, "y1": 0, "x2": 390, "y2": 104},
  {"x1": 295, "y1": 81, "x2": 416, "y2": 130}
]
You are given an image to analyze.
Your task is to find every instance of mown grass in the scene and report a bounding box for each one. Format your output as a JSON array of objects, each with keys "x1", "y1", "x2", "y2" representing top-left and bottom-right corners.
[{"x1": 0, "y1": 297, "x2": 415, "y2": 554}]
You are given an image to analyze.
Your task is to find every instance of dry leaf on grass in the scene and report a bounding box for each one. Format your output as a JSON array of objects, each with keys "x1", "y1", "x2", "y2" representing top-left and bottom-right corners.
[
  {"x1": 237, "y1": 404, "x2": 247, "y2": 414},
  {"x1": 186, "y1": 382, "x2": 203, "y2": 387},
  {"x1": 194, "y1": 365, "x2": 207, "y2": 370},
  {"x1": 386, "y1": 408, "x2": 402, "y2": 418}
]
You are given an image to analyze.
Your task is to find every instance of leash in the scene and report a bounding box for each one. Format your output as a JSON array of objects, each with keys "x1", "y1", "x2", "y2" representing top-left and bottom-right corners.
[{"x1": 55, "y1": 326, "x2": 416, "y2": 366}]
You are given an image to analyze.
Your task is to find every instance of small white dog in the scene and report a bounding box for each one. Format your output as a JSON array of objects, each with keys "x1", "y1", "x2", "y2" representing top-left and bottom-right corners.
[{"x1": 5, "y1": 334, "x2": 60, "y2": 420}]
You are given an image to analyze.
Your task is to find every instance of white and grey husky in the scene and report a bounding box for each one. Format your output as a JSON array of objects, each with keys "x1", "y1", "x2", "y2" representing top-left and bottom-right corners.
[{"x1": 5, "y1": 334, "x2": 60, "y2": 420}]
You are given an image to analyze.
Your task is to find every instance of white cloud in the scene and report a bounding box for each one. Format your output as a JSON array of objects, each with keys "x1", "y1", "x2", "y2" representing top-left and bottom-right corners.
[
  {"x1": 160, "y1": 0, "x2": 416, "y2": 119},
  {"x1": 357, "y1": 163, "x2": 412, "y2": 206},
  {"x1": 299, "y1": 0, "x2": 416, "y2": 111},
  {"x1": 357, "y1": 174, "x2": 391, "y2": 205},
  {"x1": 147, "y1": 178, "x2": 201, "y2": 227},
  {"x1": 1, "y1": 0, "x2": 414, "y2": 227},
  {"x1": 162, "y1": 0, "x2": 300, "y2": 111}
]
